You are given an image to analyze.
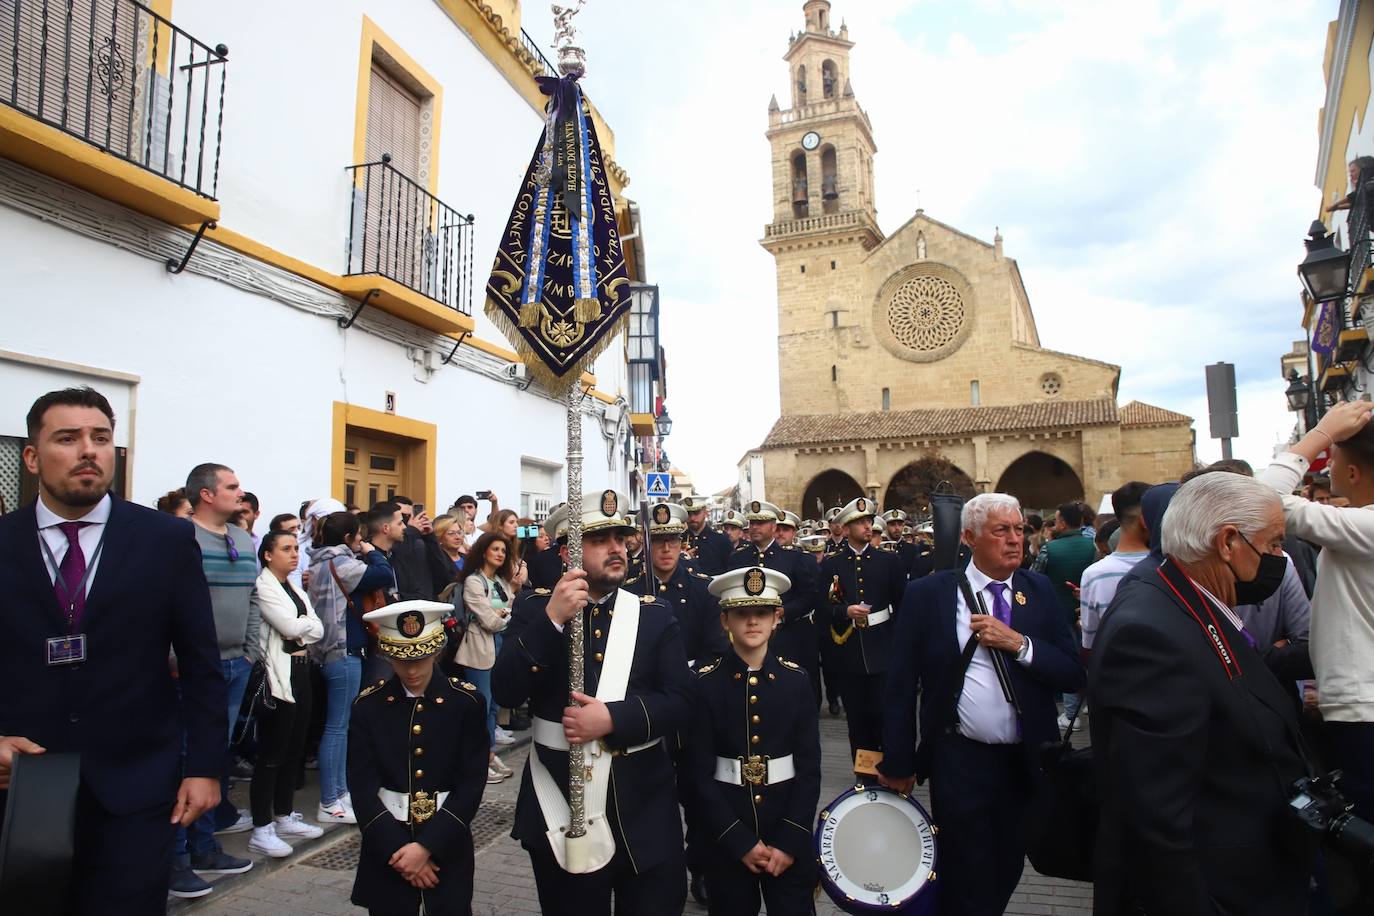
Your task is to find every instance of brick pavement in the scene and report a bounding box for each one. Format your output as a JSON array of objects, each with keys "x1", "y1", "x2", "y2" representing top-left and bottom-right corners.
[{"x1": 182, "y1": 716, "x2": 1091, "y2": 915}]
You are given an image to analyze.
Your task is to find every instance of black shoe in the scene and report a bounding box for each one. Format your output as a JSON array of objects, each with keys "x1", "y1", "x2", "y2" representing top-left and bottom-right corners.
[
  {"x1": 690, "y1": 869, "x2": 708, "y2": 906},
  {"x1": 189, "y1": 850, "x2": 253, "y2": 876},
  {"x1": 829, "y1": 699, "x2": 842, "y2": 716},
  {"x1": 168, "y1": 855, "x2": 214, "y2": 899}
]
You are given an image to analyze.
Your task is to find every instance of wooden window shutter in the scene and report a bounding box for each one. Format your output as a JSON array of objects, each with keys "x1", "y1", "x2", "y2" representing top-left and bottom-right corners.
[{"x1": 365, "y1": 63, "x2": 421, "y2": 180}]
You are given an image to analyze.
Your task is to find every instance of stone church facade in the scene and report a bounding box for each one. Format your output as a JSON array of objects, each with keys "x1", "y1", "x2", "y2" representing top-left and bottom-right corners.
[{"x1": 755, "y1": 1, "x2": 1196, "y2": 515}]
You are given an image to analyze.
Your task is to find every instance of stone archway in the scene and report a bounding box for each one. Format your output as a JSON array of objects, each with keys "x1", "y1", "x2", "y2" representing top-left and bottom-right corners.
[
  {"x1": 800, "y1": 469, "x2": 864, "y2": 517},
  {"x1": 995, "y1": 451, "x2": 1084, "y2": 515},
  {"x1": 884, "y1": 455, "x2": 976, "y2": 515}
]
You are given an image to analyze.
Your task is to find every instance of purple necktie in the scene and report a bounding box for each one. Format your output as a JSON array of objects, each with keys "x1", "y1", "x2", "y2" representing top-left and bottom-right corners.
[
  {"x1": 56, "y1": 521, "x2": 89, "y2": 629},
  {"x1": 987, "y1": 582, "x2": 1012, "y2": 625}
]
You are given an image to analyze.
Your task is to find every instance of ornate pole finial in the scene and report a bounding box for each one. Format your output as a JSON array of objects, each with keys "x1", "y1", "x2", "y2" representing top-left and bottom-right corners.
[{"x1": 552, "y1": 1, "x2": 587, "y2": 77}]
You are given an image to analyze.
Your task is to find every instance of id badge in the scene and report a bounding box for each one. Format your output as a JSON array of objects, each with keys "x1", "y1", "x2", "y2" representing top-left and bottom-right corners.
[{"x1": 47, "y1": 634, "x2": 86, "y2": 666}]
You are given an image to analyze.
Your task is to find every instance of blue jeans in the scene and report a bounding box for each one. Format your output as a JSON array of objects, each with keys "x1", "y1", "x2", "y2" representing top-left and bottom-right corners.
[
  {"x1": 466, "y1": 666, "x2": 497, "y2": 749},
  {"x1": 319, "y1": 655, "x2": 362, "y2": 806},
  {"x1": 178, "y1": 656, "x2": 252, "y2": 855}
]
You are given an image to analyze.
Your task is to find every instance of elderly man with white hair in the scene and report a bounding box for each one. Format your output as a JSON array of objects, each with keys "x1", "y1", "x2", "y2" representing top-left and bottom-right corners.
[
  {"x1": 1089, "y1": 472, "x2": 1313, "y2": 916},
  {"x1": 879, "y1": 493, "x2": 1084, "y2": 916}
]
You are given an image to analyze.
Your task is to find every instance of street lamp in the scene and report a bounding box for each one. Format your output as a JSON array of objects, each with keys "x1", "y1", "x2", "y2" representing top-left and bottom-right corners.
[
  {"x1": 656, "y1": 407, "x2": 672, "y2": 437},
  {"x1": 1284, "y1": 368, "x2": 1311, "y2": 413},
  {"x1": 1297, "y1": 220, "x2": 1352, "y2": 303}
]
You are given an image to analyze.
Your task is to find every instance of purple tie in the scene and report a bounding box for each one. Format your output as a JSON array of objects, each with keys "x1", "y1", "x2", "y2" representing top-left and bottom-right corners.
[
  {"x1": 56, "y1": 521, "x2": 88, "y2": 629},
  {"x1": 987, "y1": 582, "x2": 1012, "y2": 625}
]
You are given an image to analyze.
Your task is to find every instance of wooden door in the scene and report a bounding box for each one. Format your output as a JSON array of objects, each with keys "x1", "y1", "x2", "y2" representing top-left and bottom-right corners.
[{"x1": 344, "y1": 432, "x2": 405, "y2": 510}]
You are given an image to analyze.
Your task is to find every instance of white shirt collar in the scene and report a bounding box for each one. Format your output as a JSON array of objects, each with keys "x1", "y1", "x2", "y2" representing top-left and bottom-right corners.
[
  {"x1": 754, "y1": 540, "x2": 775, "y2": 553},
  {"x1": 847, "y1": 541, "x2": 867, "y2": 555},
  {"x1": 965, "y1": 561, "x2": 1014, "y2": 594},
  {"x1": 36, "y1": 493, "x2": 111, "y2": 530},
  {"x1": 1189, "y1": 577, "x2": 1247, "y2": 634}
]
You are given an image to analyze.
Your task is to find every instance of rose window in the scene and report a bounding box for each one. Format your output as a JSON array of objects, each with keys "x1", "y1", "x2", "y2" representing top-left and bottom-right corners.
[{"x1": 886, "y1": 276, "x2": 965, "y2": 352}]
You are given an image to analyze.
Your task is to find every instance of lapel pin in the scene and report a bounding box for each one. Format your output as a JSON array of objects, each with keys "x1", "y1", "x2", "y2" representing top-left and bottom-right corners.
[{"x1": 1014, "y1": 591, "x2": 1027, "y2": 605}]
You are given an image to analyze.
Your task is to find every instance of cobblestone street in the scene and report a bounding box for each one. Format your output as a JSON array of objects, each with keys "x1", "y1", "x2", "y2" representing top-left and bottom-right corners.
[{"x1": 179, "y1": 716, "x2": 1091, "y2": 915}]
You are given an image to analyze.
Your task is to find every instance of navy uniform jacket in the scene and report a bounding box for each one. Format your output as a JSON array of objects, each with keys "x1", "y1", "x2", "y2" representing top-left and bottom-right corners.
[
  {"x1": 348, "y1": 674, "x2": 489, "y2": 915},
  {"x1": 817, "y1": 544, "x2": 909, "y2": 674},
  {"x1": 684, "y1": 652, "x2": 821, "y2": 863},
  {"x1": 879, "y1": 568, "x2": 1084, "y2": 783},
  {"x1": 0, "y1": 495, "x2": 225, "y2": 815},
  {"x1": 626, "y1": 563, "x2": 729, "y2": 665},
  {"x1": 892, "y1": 541, "x2": 920, "y2": 575},
  {"x1": 687, "y1": 525, "x2": 733, "y2": 576},
  {"x1": 492, "y1": 587, "x2": 695, "y2": 872}
]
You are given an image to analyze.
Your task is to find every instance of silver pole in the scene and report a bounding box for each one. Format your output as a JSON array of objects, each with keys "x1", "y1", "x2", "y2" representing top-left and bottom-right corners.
[{"x1": 564, "y1": 384, "x2": 586, "y2": 846}]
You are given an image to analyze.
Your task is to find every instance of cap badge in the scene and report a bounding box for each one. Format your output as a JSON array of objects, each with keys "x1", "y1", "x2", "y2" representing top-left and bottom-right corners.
[
  {"x1": 857, "y1": 498, "x2": 867, "y2": 512},
  {"x1": 653, "y1": 504, "x2": 670, "y2": 524},
  {"x1": 601, "y1": 489, "x2": 618, "y2": 517},
  {"x1": 744, "y1": 568, "x2": 766, "y2": 596},
  {"x1": 398, "y1": 611, "x2": 425, "y2": 639},
  {"x1": 750, "y1": 500, "x2": 760, "y2": 513}
]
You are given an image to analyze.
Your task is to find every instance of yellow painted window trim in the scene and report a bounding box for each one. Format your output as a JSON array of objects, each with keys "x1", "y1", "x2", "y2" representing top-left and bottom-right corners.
[
  {"x1": 355, "y1": 15, "x2": 444, "y2": 196},
  {"x1": 332, "y1": 402, "x2": 438, "y2": 509}
]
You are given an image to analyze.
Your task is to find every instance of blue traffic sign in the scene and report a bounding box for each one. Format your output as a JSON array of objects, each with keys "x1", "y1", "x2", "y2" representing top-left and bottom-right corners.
[{"x1": 646, "y1": 472, "x2": 671, "y2": 499}]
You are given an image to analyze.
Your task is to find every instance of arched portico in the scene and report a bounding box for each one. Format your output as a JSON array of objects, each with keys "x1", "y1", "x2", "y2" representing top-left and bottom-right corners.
[
  {"x1": 883, "y1": 455, "x2": 976, "y2": 515},
  {"x1": 800, "y1": 469, "x2": 864, "y2": 517},
  {"x1": 994, "y1": 451, "x2": 1084, "y2": 514}
]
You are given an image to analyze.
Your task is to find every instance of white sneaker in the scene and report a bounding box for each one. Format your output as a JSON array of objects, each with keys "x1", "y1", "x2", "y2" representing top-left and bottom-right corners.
[
  {"x1": 317, "y1": 799, "x2": 357, "y2": 825},
  {"x1": 1057, "y1": 713, "x2": 1076, "y2": 732},
  {"x1": 494, "y1": 726, "x2": 516, "y2": 746},
  {"x1": 340, "y1": 793, "x2": 358, "y2": 820},
  {"x1": 214, "y1": 808, "x2": 253, "y2": 835},
  {"x1": 274, "y1": 812, "x2": 324, "y2": 839},
  {"x1": 487, "y1": 766, "x2": 507, "y2": 784},
  {"x1": 490, "y1": 756, "x2": 513, "y2": 777},
  {"x1": 247, "y1": 825, "x2": 292, "y2": 858}
]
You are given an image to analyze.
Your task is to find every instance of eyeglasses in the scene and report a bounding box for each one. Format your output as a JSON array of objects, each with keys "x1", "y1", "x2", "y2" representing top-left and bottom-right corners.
[{"x1": 224, "y1": 532, "x2": 240, "y2": 563}]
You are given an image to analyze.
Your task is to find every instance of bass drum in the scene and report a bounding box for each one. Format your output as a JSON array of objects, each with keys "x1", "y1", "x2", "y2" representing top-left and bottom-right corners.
[{"x1": 815, "y1": 784, "x2": 939, "y2": 914}]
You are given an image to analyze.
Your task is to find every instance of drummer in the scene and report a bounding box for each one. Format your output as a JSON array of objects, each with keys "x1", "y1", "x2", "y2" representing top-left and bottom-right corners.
[{"x1": 685, "y1": 567, "x2": 821, "y2": 916}]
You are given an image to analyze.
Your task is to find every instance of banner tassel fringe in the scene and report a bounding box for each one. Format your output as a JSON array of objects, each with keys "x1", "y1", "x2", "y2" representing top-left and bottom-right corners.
[
  {"x1": 519, "y1": 301, "x2": 542, "y2": 328},
  {"x1": 574, "y1": 297, "x2": 601, "y2": 323}
]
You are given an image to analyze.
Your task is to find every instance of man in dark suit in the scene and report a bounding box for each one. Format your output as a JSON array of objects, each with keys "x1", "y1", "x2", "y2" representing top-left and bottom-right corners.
[
  {"x1": 1090, "y1": 472, "x2": 1315, "y2": 916},
  {"x1": 0, "y1": 387, "x2": 226, "y2": 913},
  {"x1": 880, "y1": 493, "x2": 1084, "y2": 916},
  {"x1": 728, "y1": 500, "x2": 819, "y2": 695}
]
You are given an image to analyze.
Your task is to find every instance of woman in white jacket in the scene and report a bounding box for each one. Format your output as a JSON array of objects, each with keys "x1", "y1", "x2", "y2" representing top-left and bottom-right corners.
[{"x1": 247, "y1": 531, "x2": 326, "y2": 858}]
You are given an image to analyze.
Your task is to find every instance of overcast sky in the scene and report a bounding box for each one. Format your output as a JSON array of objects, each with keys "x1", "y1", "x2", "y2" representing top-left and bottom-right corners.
[{"x1": 525, "y1": 0, "x2": 1336, "y2": 495}]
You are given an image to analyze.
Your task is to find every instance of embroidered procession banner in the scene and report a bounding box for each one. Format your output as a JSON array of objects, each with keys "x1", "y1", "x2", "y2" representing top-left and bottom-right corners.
[{"x1": 485, "y1": 75, "x2": 631, "y2": 392}]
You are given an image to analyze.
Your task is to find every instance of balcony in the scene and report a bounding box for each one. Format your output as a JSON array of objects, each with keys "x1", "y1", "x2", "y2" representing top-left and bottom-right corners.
[
  {"x1": 344, "y1": 156, "x2": 475, "y2": 336},
  {"x1": 0, "y1": 0, "x2": 227, "y2": 225}
]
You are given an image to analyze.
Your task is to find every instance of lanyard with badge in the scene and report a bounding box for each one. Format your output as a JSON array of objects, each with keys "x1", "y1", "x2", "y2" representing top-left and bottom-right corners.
[{"x1": 38, "y1": 527, "x2": 105, "y2": 665}]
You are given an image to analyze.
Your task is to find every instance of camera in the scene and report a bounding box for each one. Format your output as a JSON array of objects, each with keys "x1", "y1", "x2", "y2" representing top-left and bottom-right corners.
[{"x1": 1290, "y1": 772, "x2": 1374, "y2": 870}]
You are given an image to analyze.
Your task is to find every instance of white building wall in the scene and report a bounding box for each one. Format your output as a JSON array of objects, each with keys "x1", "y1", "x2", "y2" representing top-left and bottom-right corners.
[{"x1": 0, "y1": 0, "x2": 635, "y2": 520}]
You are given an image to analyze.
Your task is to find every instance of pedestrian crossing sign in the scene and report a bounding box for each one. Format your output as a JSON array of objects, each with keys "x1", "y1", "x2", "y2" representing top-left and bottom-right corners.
[{"x1": 646, "y1": 472, "x2": 671, "y2": 499}]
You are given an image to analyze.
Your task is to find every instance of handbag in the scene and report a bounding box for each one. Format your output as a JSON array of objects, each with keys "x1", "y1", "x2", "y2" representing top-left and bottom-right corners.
[
  {"x1": 235, "y1": 659, "x2": 275, "y2": 744},
  {"x1": 1024, "y1": 706, "x2": 1097, "y2": 881},
  {"x1": 328, "y1": 558, "x2": 388, "y2": 634}
]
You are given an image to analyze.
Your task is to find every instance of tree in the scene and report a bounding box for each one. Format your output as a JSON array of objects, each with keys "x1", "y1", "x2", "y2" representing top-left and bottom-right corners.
[{"x1": 884, "y1": 453, "x2": 976, "y2": 515}]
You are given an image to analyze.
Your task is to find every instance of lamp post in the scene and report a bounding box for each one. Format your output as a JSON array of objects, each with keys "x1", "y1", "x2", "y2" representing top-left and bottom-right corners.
[
  {"x1": 1285, "y1": 367, "x2": 1320, "y2": 431},
  {"x1": 1297, "y1": 220, "x2": 1352, "y2": 306},
  {"x1": 656, "y1": 407, "x2": 672, "y2": 437}
]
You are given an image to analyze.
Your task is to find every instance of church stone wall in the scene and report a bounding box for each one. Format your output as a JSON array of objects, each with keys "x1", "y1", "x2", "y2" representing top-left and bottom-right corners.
[{"x1": 1120, "y1": 425, "x2": 1198, "y2": 486}]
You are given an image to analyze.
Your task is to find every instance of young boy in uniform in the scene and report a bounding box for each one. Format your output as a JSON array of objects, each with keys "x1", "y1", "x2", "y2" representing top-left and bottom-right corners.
[
  {"x1": 348, "y1": 600, "x2": 490, "y2": 916},
  {"x1": 686, "y1": 566, "x2": 822, "y2": 915}
]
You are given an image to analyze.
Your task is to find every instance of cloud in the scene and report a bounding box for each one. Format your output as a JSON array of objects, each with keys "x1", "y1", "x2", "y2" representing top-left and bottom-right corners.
[{"x1": 526, "y1": 1, "x2": 1331, "y2": 494}]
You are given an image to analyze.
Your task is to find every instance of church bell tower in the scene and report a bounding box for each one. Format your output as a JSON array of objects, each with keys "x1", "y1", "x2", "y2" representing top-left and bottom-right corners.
[{"x1": 762, "y1": 1, "x2": 883, "y2": 416}]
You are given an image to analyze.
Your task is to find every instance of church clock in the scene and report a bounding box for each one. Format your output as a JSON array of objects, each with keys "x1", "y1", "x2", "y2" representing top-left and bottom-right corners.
[{"x1": 801, "y1": 130, "x2": 821, "y2": 150}]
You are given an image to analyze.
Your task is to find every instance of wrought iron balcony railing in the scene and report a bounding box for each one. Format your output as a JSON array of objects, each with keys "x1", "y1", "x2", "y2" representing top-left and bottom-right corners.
[
  {"x1": 1, "y1": 0, "x2": 227, "y2": 199},
  {"x1": 520, "y1": 28, "x2": 556, "y2": 79},
  {"x1": 345, "y1": 156, "x2": 474, "y2": 316}
]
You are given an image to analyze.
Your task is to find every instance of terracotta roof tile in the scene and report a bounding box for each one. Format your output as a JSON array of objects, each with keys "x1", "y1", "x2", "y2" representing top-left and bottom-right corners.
[
  {"x1": 1119, "y1": 400, "x2": 1193, "y2": 428},
  {"x1": 762, "y1": 398, "x2": 1120, "y2": 448}
]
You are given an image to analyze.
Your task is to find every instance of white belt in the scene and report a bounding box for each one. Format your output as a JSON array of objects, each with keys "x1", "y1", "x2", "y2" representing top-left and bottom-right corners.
[
  {"x1": 714, "y1": 754, "x2": 795, "y2": 786},
  {"x1": 857, "y1": 606, "x2": 891, "y2": 628},
  {"x1": 378, "y1": 788, "x2": 449, "y2": 824},
  {"x1": 532, "y1": 716, "x2": 663, "y2": 756}
]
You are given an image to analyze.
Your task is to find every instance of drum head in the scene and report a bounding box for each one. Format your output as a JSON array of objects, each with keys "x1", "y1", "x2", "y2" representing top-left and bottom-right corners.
[{"x1": 816, "y1": 785, "x2": 938, "y2": 913}]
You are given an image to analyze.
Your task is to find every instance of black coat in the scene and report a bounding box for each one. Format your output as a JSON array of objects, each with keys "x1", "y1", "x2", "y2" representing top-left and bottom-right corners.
[
  {"x1": 1088, "y1": 558, "x2": 1313, "y2": 916},
  {"x1": 392, "y1": 526, "x2": 437, "y2": 601},
  {"x1": 527, "y1": 545, "x2": 565, "y2": 591},
  {"x1": 879, "y1": 568, "x2": 1084, "y2": 783},
  {"x1": 687, "y1": 525, "x2": 732, "y2": 576},
  {"x1": 348, "y1": 673, "x2": 489, "y2": 915},
  {"x1": 0, "y1": 496, "x2": 225, "y2": 815},
  {"x1": 491, "y1": 588, "x2": 695, "y2": 872},
  {"x1": 626, "y1": 562, "x2": 730, "y2": 665},
  {"x1": 816, "y1": 543, "x2": 909, "y2": 674},
  {"x1": 728, "y1": 541, "x2": 818, "y2": 670},
  {"x1": 684, "y1": 652, "x2": 821, "y2": 863}
]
